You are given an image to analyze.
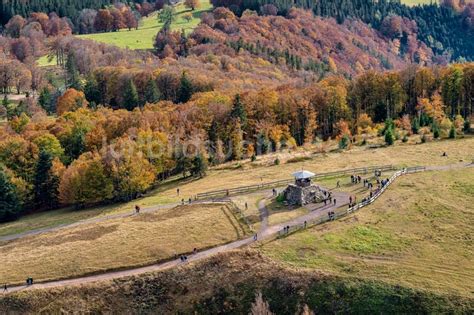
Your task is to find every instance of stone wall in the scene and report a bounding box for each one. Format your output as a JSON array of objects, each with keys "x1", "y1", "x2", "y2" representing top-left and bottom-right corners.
[{"x1": 283, "y1": 184, "x2": 325, "y2": 206}]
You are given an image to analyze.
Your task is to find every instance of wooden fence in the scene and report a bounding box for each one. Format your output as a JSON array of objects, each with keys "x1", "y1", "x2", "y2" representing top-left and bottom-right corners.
[{"x1": 196, "y1": 164, "x2": 396, "y2": 200}]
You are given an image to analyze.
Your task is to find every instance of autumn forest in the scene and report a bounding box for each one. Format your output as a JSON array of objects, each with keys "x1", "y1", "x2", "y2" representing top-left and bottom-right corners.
[{"x1": 0, "y1": 0, "x2": 473, "y2": 222}]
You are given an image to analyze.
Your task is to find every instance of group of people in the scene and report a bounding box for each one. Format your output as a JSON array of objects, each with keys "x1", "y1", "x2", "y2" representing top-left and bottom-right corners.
[
  {"x1": 327, "y1": 211, "x2": 336, "y2": 220},
  {"x1": 282, "y1": 225, "x2": 291, "y2": 234},
  {"x1": 351, "y1": 174, "x2": 362, "y2": 184},
  {"x1": 322, "y1": 191, "x2": 336, "y2": 206}
]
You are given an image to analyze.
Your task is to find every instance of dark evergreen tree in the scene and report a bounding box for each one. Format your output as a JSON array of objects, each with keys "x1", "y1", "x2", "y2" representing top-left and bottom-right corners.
[
  {"x1": 144, "y1": 79, "x2": 161, "y2": 105},
  {"x1": 0, "y1": 166, "x2": 22, "y2": 222},
  {"x1": 230, "y1": 94, "x2": 247, "y2": 128},
  {"x1": 123, "y1": 78, "x2": 139, "y2": 110},
  {"x1": 411, "y1": 116, "x2": 420, "y2": 134},
  {"x1": 177, "y1": 72, "x2": 193, "y2": 103},
  {"x1": 38, "y1": 87, "x2": 54, "y2": 114},
  {"x1": 84, "y1": 75, "x2": 101, "y2": 106},
  {"x1": 191, "y1": 153, "x2": 208, "y2": 177},
  {"x1": 449, "y1": 124, "x2": 456, "y2": 139},
  {"x1": 34, "y1": 151, "x2": 59, "y2": 210},
  {"x1": 65, "y1": 52, "x2": 81, "y2": 89}
]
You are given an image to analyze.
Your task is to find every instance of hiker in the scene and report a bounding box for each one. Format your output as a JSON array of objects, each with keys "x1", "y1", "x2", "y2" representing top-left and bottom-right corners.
[
  {"x1": 177, "y1": 188, "x2": 180, "y2": 196},
  {"x1": 304, "y1": 221, "x2": 307, "y2": 228},
  {"x1": 286, "y1": 225, "x2": 290, "y2": 233},
  {"x1": 254, "y1": 233, "x2": 258, "y2": 241},
  {"x1": 324, "y1": 199, "x2": 327, "y2": 206},
  {"x1": 135, "y1": 205, "x2": 140, "y2": 214},
  {"x1": 336, "y1": 181, "x2": 340, "y2": 188},
  {"x1": 188, "y1": 197, "x2": 192, "y2": 204},
  {"x1": 334, "y1": 199, "x2": 337, "y2": 205},
  {"x1": 349, "y1": 196, "x2": 352, "y2": 204},
  {"x1": 226, "y1": 190, "x2": 229, "y2": 196},
  {"x1": 245, "y1": 202, "x2": 248, "y2": 210},
  {"x1": 181, "y1": 198, "x2": 184, "y2": 205},
  {"x1": 3, "y1": 284, "x2": 7, "y2": 292},
  {"x1": 193, "y1": 248, "x2": 197, "y2": 254}
]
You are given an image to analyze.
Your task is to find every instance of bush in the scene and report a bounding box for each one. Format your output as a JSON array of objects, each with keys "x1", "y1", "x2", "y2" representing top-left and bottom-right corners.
[
  {"x1": 449, "y1": 125, "x2": 456, "y2": 139},
  {"x1": 274, "y1": 158, "x2": 280, "y2": 165},
  {"x1": 276, "y1": 193, "x2": 285, "y2": 203},
  {"x1": 385, "y1": 129, "x2": 394, "y2": 146},
  {"x1": 338, "y1": 135, "x2": 349, "y2": 149},
  {"x1": 464, "y1": 120, "x2": 471, "y2": 133},
  {"x1": 251, "y1": 154, "x2": 257, "y2": 162},
  {"x1": 421, "y1": 134, "x2": 427, "y2": 143},
  {"x1": 402, "y1": 134, "x2": 408, "y2": 143}
]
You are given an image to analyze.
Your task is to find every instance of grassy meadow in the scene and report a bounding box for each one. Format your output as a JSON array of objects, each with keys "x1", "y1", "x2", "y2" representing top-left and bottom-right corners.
[
  {"x1": 402, "y1": 0, "x2": 438, "y2": 5},
  {"x1": 1, "y1": 136, "x2": 474, "y2": 238},
  {"x1": 0, "y1": 203, "x2": 250, "y2": 284},
  {"x1": 76, "y1": 0, "x2": 212, "y2": 50},
  {"x1": 261, "y1": 168, "x2": 474, "y2": 297}
]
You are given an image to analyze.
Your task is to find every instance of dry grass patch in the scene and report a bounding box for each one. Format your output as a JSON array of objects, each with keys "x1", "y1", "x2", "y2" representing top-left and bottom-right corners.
[
  {"x1": 261, "y1": 168, "x2": 474, "y2": 297},
  {"x1": 0, "y1": 203, "x2": 250, "y2": 284}
]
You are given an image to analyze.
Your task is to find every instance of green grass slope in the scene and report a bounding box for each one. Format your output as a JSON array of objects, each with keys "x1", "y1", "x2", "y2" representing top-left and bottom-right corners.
[
  {"x1": 262, "y1": 168, "x2": 474, "y2": 297},
  {"x1": 77, "y1": 0, "x2": 212, "y2": 50}
]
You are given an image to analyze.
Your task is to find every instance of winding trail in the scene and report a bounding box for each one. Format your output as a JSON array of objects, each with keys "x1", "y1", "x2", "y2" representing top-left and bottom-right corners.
[{"x1": 3, "y1": 162, "x2": 473, "y2": 294}]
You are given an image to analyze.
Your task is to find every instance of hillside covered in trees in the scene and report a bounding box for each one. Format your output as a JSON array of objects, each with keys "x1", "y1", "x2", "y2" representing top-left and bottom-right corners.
[
  {"x1": 0, "y1": 1, "x2": 473, "y2": 223},
  {"x1": 211, "y1": 0, "x2": 474, "y2": 61}
]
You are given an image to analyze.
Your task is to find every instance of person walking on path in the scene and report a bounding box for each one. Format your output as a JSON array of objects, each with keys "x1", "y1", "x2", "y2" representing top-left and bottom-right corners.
[
  {"x1": 3, "y1": 284, "x2": 7, "y2": 293},
  {"x1": 245, "y1": 202, "x2": 248, "y2": 210},
  {"x1": 334, "y1": 199, "x2": 337, "y2": 206},
  {"x1": 135, "y1": 205, "x2": 140, "y2": 214},
  {"x1": 254, "y1": 233, "x2": 258, "y2": 241},
  {"x1": 177, "y1": 188, "x2": 180, "y2": 196},
  {"x1": 336, "y1": 181, "x2": 340, "y2": 188}
]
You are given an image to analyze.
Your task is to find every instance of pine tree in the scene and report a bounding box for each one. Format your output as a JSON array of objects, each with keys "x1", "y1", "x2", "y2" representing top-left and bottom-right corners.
[
  {"x1": 191, "y1": 153, "x2": 208, "y2": 177},
  {"x1": 464, "y1": 120, "x2": 471, "y2": 133},
  {"x1": 411, "y1": 116, "x2": 420, "y2": 134},
  {"x1": 178, "y1": 71, "x2": 193, "y2": 103},
  {"x1": 38, "y1": 87, "x2": 52, "y2": 113},
  {"x1": 84, "y1": 75, "x2": 101, "y2": 106},
  {"x1": 0, "y1": 166, "x2": 22, "y2": 222},
  {"x1": 449, "y1": 124, "x2": 456, "y2": 139},
  {"x1": 230, "y1": 94, "x2": 247, "y2": 128},
  {"x1": 432, "y1": 122, "x2": 440, "y2": 139},
  {"x1": 144, "y1": 79, "x2": 161, "y2": 104},
  {"x1": 65, "y1": 52, "x2": 80, "y2": 89},
  {"x1": 123, "y1": 78, "x2": 139, "y2": 110},
  {"x1": 34, "y1": 151, "x2": 58, "y2": 210},
  {"x1": 385, "y1": 128, "x2": 394, "y2": 146}
]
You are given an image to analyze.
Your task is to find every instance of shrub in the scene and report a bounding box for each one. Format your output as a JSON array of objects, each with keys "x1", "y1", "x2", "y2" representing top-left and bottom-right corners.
[
  {"x1": 251, "y1": 154, "x2": 257, "y2": 162},
  {"x1": 421, "y1": 134, "x2": 427, "y2": 143},
  {"x1": 449, "y1": 125, "x2": 456, "y2": 139},
  {"x1": 464, "y1": 119, "x2": 471, "y2": 133},
  {"x1": 274, "y1": 158, "x2": 280, "y2": 165},
  {"x1": 385, "y1": 129, "x2": 394, "y2": 146},
  {"x1": 338, "y1": 135, "x2": 349, "y2": 149},
  {"x1": 276, "y1": 193, "x2": 285, "y2": 203}
]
